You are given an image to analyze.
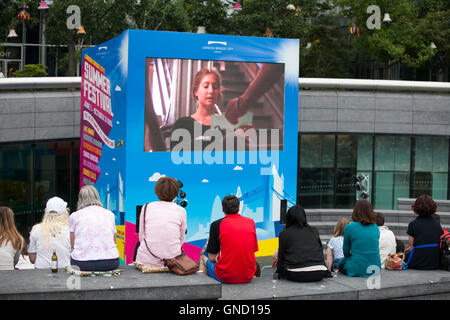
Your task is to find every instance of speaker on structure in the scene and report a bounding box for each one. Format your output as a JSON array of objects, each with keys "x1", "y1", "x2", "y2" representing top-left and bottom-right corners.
[
  {"x1": 280, "y1": 200, "x2": 287, "y2": 225},
  {"x1": 136, "y1": 205, "x2": 143, "y2": 233}
]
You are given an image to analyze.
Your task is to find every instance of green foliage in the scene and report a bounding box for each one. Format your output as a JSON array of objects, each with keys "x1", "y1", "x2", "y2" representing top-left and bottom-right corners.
[
  {"x1": 13, "y1": 64, "x2": 48, "y2": 77},
  {"x1": 182, "y1": 0, "x2": 231, "y2": 34},
  {"x1": 332, "y1": 0, "x2": 434, "y2": 72},
  {"x1": 301, "y1": 15, "x2": 355, "y2": 77},
  {"x1": 0, "y1": 0, "x2": 446, "y2": 80},
  {"x1": 419, "y1": 7, "x2": 450, "y2": 80}
]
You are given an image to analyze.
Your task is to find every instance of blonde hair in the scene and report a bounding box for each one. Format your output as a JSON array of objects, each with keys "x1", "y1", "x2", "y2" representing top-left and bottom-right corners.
[
  {"x1": 333, "y1": 217, "x2": 350, "y2": 237},
  {"x1": 32, "y1": 209, "x2": 69, "y2": 249},
  {"x1": 0, "y1": 207, "x2": 25, "y2": 251},
  {"x1": 77, "y1": 185, "x2": 103, "y2": 210}
]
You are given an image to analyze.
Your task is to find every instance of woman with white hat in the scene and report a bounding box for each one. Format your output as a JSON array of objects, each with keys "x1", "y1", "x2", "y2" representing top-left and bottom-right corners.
[{"x1": 28, "y1": 197, "x2": 71, "y2": 269}]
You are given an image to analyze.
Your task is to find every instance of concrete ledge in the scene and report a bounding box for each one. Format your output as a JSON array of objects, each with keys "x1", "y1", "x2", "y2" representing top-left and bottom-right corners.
[
  {"x1": 398, "y1": 198, "x2": 450, "y2": 212},
  {"x1": 0, "y1": 265, "x2": 221, "y2": 300},
  {"x1": 221, "y1": 268, "x2": 450, "y2": 300},
  {"x1": 3, "y1": 263, "x2": 450, "y2": 300}
]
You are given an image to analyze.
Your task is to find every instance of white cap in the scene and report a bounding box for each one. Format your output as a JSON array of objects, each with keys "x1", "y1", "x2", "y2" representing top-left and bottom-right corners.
[{"x1": 45, "y1": 197, "x2": 68, "y2": 215}]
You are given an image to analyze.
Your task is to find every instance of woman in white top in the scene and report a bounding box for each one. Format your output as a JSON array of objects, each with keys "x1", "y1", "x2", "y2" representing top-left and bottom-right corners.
[
  {"x1": 326, "y1": 217, "x2": 349, "y2": 271},
  {"x1": 69, "y1": 185, "x2": 119, "y2": 271},
  {"x1": 28, "y1": 197, "x2": 71, "y2": 269},
  {"x1": 375, "y1": 212, "x2": 397, "y2": 268},
  {"x1": 0, "y1": 207, "x2": 26, "y2": 270}
]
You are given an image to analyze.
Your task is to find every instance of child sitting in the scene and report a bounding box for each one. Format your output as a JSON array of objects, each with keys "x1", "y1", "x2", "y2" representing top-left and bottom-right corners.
[{"x1": 326, "y1": 218, "x2": 349, "y2": 271}]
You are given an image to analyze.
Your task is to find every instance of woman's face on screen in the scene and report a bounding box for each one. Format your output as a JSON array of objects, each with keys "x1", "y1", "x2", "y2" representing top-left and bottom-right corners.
[{"x1": 195, "y1": 73, "x2": 220, "y2": 110}]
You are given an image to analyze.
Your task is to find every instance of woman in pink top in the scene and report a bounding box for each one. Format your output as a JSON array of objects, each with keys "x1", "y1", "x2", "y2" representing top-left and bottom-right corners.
[
  {"x1": 135, "y1": 177, "x2": 187, "y2": 267},
  {"x1": 69, "y1": 185, "x2": 119, "y2": 271}
]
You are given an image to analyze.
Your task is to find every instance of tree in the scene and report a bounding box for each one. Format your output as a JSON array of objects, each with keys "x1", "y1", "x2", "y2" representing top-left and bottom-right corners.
[
  {"x1": 45, "y1": 0, "x2": 131, "y2": 76},
  {"x1": 416, "y1": 0, "x2": 450, "y2": 81},
  {"x1": 0, "y1": 0, "x2": 16, "y2": 41},
  {"x1": 332, "y1": 0, "x2": 435, "y2": 79},
  {"x1": 228, "y1": 0, "x2": 316, "y2": 38},
  {"x1": 44, "y1": 0, "x2": 195, "y2": 76},
  {"x1": 125, "y1": 0, "x2": 191, "y2": 32},
  {"x1": 228, "y1": 0, "x2": 355, "y2": 78},
  {"x1": 300, "y1": 14, "x2": 356, "y2": 78},
  {"x1": 13, "y1": 64, "x2": 48, "y2": 77},
  {"x1": 182, "y1": 0, "x2": 232, "y2": 34}
]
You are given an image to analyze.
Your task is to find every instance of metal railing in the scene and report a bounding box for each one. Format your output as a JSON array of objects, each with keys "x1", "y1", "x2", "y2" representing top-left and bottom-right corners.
[
  {"x1": 0, "y1": 77, "x2": 80, "y2": 90},
  {"x1": 0, "y1": 76, "x2": 449, "y2": 92},
  {"x1": 299, "y1": 78, "x2": 450, "y2": 92}
]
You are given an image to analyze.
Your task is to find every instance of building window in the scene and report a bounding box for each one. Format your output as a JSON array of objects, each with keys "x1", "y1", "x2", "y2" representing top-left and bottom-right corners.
[
  {"x1": 413, "y1": 137, "x2": 448, "y2": 200},
  {"x1": 34, "y1": 141, "x2": 77, "y2": 223},
  {"x1": 336, "y1": 135, "x2": 372, "y2": 208},
  {"x1": 0, "y1": 140, "x2": 79, "y2": 238},
  {"x1": 0, "y1": 143, "x2": 33, "y2": 237},
  {"x1": 373, "y1": 136, "x2": 411, "y2": 209},
  {"x1": 298, "y1": 134, "x2": 449, "y2": 210},
  {"x1": 298, "y1": 135, "x2": 335, "y2": 208}
]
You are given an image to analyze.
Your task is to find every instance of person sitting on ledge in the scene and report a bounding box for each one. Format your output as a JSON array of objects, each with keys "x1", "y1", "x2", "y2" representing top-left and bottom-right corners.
[
  {"x1": 200, "y1": 195, "x2": 259, "y2": 284},
  {"x1": 134, "y1": 177, "x2": 187, "y2": 269},
  {"x1": 28, "y1": 197, "x2": 71, "y2": 269},
  {"x1": 404, "y1": 195, "x2": 443, "y2": 270},
  {"x1": 69, "y1": 185, "x2": 120, "y2": 272},
  {"x1": 272, "y1": 205, "x2": 329, "y2": 282},
  {"x1": 0, "y1": 207, "x2": 26, "y2": 270},
  {"x1": 326, "y1": 217, "x2": 349, "y2": 272},
  {"x1": 338, "y1": 199, "x2": 381, "y2": 277},
  {"x1": 375, "y1": 211, "x2": 397, "y2": 269}
]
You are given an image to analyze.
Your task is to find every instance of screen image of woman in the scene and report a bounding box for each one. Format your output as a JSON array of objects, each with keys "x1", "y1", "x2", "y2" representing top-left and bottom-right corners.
[
  {"x1": 144, "y1": 58, "x2": 284, "y2": 152},
  {"x1": 170, "y1": 67, "x2": 224, "y2": 151}
]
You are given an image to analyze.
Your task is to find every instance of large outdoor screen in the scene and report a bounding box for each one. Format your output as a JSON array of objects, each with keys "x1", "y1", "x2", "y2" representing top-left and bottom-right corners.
[
  {"x1": 80, "y1": 30, "x2": 299, "y2": 265},
  {"x1": 144, "y1": 58, "x2": 285, "y2": 152}
]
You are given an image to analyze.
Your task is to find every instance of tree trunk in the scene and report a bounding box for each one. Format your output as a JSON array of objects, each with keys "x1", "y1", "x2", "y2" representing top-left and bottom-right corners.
[{"x1": 67, "y1": 29, "x2": 75, "y2": 76}]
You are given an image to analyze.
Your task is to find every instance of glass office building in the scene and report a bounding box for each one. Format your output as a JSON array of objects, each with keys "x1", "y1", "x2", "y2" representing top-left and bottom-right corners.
[
  {"x1": 298, "y1": 134, "x2": 449, "y2": 210},
  {"x1": 1, "y1": 134, "x2": 448, "y2": 237},
  {"x1": 1, "y1": 79, "x2": 449, "y2": 236},
  {"x1": 0, "y1": 140, "x2": 80, "y2": 236}
]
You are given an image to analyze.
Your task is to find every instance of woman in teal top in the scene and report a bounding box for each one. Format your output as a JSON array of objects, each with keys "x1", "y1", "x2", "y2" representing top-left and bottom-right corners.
[{"x1": 338, "y1": 199, "x2": 381, "y2": 277}]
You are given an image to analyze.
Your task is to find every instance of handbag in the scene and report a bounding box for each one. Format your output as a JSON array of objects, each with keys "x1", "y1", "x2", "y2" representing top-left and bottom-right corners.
[
  {"x1": 385, "y1": 253, "x2": 403, "y2": 270},
  {"x1": 440, "y1": 233, "x2": 450, "y2": 271},
  {"x1": 141, "y1": 203, "x2": 199, "y2": 275}
]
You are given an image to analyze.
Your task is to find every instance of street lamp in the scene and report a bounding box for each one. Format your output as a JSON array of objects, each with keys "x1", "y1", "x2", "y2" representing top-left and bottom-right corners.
[
  {"x1": 38, "y1": 1, "x2": 49, "y2": 66},
  {"x1": 196, "y1": 26, "x2": 206, "y2": 33},
  {"x1": 75, "y1": 25, "x2": 86, "y2": 76},
  {"x1": 77, "y1": 26, "x2": 86, "y2": 35},
  {"x1": 38, "y1": 1, "x2": 49, "y2": 9},
  {"x1": 17, "y1": 4, "x2": 30, "y2": 70},
  {"x1": 7, "y1": 29, "x2": 18, "y2": 39},
  {"x1": 286, "y1": 4, "x2": 296, "y2": 11}
]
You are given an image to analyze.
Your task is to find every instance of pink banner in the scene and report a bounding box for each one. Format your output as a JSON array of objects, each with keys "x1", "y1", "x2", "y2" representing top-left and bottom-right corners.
[{"x1": 79, "y1": 55, "x2": 114, "y2": 187}]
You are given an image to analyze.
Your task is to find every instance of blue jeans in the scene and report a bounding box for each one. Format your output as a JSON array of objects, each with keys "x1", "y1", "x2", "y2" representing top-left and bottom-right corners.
[
  {"x1": 203, "y1": 252, "x2": 223, "y2": 283},
  {"x1": 332, "y1": 258, "x2": 344, "y2": 271}
]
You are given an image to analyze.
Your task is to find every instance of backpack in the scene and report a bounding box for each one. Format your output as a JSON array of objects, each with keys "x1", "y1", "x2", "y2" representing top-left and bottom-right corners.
[{"x1": 440, "y1": 231, "x2": 450, "y2": 271}]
